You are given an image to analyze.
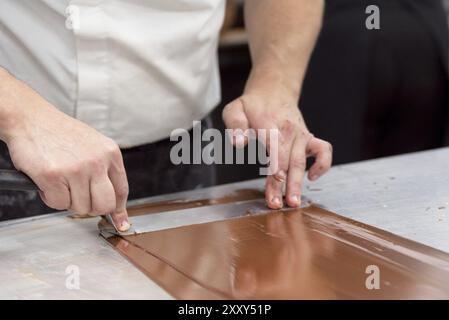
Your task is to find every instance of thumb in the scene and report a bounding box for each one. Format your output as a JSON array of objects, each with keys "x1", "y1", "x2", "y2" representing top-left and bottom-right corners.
[
  {"x1": 111, "y1": 208, "x2": 130, "y2": 232},
  {"x1": 222, "y1": 98, "x2": 250, "y2": 148}
]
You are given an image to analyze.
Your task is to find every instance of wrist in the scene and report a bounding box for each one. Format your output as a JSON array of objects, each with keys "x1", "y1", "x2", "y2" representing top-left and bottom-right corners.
[{"x1": 244, "y1": 64, "x2": 302, "y2": 103}]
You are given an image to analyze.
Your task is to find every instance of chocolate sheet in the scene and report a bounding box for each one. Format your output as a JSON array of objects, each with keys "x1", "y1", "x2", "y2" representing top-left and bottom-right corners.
[
  {"x1": 101, "y1": 202, "x2": 449, "y2": 299},
  {"x1": 127, "y1": 189, "x2": 264, "y2": 216}
]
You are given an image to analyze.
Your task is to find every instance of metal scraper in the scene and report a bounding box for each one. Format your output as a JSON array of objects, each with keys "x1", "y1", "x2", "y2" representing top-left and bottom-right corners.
[{"x1": 99, "y1": 198, "x2": 280, "y2": 237}]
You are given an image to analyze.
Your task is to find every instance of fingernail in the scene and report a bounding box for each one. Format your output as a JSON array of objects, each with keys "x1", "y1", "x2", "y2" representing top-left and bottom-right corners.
[
  {"x1": 119, "y1": 220, "x2": 130, "y2": 232},
  {"x1": 272, "y1": 197, "x2": 282, "y2": 208},
  {"x1": 290, "y1": 195, "x2": 299, "y2": 206},
  {"x1": 310, "y1": 175, "x2": 319, "y2": 181},
  {"x1": 274, "y1": 170, "x2": 286, "y2": 182}
]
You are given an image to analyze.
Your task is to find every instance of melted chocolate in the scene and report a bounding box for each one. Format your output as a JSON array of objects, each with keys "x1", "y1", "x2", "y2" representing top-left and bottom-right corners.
[
  {"x1": 102, "y1": 205, "x2": 449, "y2": 299},
  {"x1": 127, "y1": 189, "x2": 264, "y2": 216}
]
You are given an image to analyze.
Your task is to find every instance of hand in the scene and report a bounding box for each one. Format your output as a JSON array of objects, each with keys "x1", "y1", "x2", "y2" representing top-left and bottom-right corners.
[
  {"x1": 0, "y1": 70, "x2": 130, "y2": 231},
  {"x1": 222, "y1": 90, "x2": 332, "y2": 209}
]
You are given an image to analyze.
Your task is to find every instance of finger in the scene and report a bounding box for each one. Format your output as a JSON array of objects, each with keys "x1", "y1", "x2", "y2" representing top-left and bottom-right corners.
[
  {"x1": 67, "y1": 172, "x2": 91, "y2": 215},
  {"x1": 222, "y1": 98, "x2": 250, "y2": 148},
  {"x1": 261, "y1": 126, "x2": 285, "y2": 209},
  {"x1": 265, "y1": 175, "x2": 283, "y2": 209},
  {"x1": 90, "y1": 174, "x2": 116, "y2": 217},
  {"x1": 264, "y1": 120, "x2": 298, "y2": 209},
  {"x1": 306, "y1": 138, "x2": 333, "y2": 181},
  {"x1": 285, "y1": 136, "x2": 308, "y2": 207},
  {"x1": 108, "y1": 152, "x2": 130, "y2": 232},
  {"x1": 270, "y1": 119, "x2": 297, "y2": 181},
  {"x1": 32, "y1": 170, "x2": 71, "y2": 210},
  {"x1": 38, "y1": 186, "x2": 71, "y2": 211}
]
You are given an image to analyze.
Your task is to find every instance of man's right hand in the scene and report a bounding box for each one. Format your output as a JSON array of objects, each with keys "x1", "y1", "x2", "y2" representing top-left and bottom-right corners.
[{"x1": 0, "y1": 68, "x2": 130, "y2": 231}]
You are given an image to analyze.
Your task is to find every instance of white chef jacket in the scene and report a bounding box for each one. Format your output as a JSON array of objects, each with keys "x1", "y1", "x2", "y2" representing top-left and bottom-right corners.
[{"x1": 0, "y1": 0, "x2": 225, "y2": 148}]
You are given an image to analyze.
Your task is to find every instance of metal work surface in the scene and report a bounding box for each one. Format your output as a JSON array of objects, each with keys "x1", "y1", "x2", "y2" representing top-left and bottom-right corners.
[{"x1": 1, "y1": 147, "x2": 449, "y2": 299}]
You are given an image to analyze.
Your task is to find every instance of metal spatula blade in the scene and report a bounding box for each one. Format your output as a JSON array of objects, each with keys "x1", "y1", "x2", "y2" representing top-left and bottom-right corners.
[{"x1": 100, "y1": 198, "x2": 275, "y2": 236}]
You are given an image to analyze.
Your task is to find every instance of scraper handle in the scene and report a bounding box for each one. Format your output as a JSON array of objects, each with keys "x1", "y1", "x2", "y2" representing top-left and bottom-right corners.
[{"x1": 0, "y1": 169, "x2": 39, "y2": 191}]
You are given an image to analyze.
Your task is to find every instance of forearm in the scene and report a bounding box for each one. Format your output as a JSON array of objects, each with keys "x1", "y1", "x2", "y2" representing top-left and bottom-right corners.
[
  {"x1": 244, "y1": 0, "x2": 324, "y2": 100},
  {"x1": 0, "y1": 66, "x2": 47, "y2": 142},
  {"x1": 0, "y1": 67, "x2": 26, "y2": 141}
]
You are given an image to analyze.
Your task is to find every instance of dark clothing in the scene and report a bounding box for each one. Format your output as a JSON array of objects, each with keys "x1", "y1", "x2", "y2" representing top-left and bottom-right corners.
[
  {"x1": 0, "y1": 117, "x2": 216, "y2": 221},
  {"x1": 301, "y1": 0, "x2": 449, "y2": 163}
]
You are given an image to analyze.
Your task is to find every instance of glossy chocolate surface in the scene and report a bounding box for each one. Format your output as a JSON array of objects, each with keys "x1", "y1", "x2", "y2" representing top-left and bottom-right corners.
[
  {"x1": 127, "y1": 189, "x2": 264, "y2": 216},
  {"x1": 101, "y1": 196, "x2": 449, "y2": 299}
]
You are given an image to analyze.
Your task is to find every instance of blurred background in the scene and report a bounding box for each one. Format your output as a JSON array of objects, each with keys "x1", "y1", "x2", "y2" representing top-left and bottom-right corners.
[{"x1": 214, "y1": 0, "x2": 449, "y2": 184}]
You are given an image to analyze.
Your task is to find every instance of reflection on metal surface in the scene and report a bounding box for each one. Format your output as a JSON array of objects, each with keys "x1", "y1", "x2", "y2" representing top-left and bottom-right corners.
[{"x1": 100, "y1": 205, "x2": 449, "y2": 299}]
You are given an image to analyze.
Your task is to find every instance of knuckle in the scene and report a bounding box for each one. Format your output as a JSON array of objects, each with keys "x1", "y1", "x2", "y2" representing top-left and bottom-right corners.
[
  {"x1": 281, "y1": 119, "x2": 297, "y2": 135},
  {"x1": 222, "y1": 102, "x2": 233, "y2": 114},
  {"x1": 41, "y1": 166, "x2": 61, "y2": 182},
  {"x1": 316, "y1": 157, "x2": 331, "y2": 171},
  {"x1": 67, "y1": 163, "x2": 83, "y2": 176},
  {"x1": 42, "y1": 193, "x2": 67, "y2": 210},
  {"x1": 115, "y1": 184, "x2": 129, "y2": 200},
  {"x1": 317, "y1": 139, "x2": 332, "y2": 151},
  {"x1": 105, "y1": 140, "x2": 121, "y2": 160},
  {"x1": 290, "y1": 156, "x2": 306, "y2": 170},
  {"x1": 222, "y1": 102, "x2": 237, "y2": 119},
  {"x1": 86, "y1": 157, "x2": 105, "y2": 174},
  {"x1": 298, "y1": 129, "x2": 312, "y2": 139},
  {"x1": 91, "y1": 203, "x2": 115, "y2": 216}
]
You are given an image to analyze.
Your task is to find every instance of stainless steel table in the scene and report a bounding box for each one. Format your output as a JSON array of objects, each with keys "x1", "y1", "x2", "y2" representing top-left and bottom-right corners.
[{"x1": 1, "y1": 147, "x2": 449, "y2": 299}]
